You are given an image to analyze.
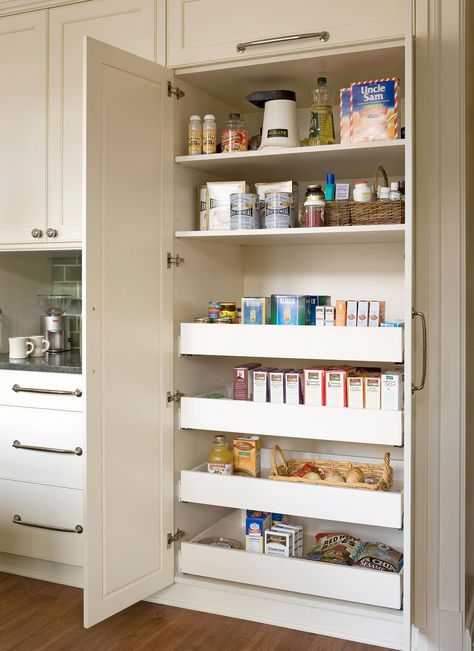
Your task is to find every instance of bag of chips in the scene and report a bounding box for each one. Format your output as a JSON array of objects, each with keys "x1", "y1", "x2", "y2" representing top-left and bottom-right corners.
[
  {"x1": 355, "y1": 542, "x2": 403, "y2": 573},
  {"x1": 305, "y1": 532, "x2": 363, "y2": 565}
]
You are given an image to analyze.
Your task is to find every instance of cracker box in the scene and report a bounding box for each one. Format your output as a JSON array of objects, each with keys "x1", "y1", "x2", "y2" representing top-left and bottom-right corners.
[
  {"x1": 246, "y1": 511, "x2": 271, "y2": 553},
  {"x1": 357, "y1": 301, "x2": 369, "y2": 327},
  {"x1": 369, "y1": 301, "x2": 386, "y2": 327},
  {"x1": 271, "y1": 294, "x2": 306, "y2": 325},
  {"x1": 364, "y1": 374, "x2": 381, "y2": 409},
  {"x1": 325, "y1": 306, "x2": 335, "y2": 326},
  {"x1": 305, "y1": 295, "x2": 331, "y2": 325},
  {"x1": 346, "y1": 300, "x2": 358, "y2": 327},
  {"x1": 335, "y1": 300, "x2": 347, "y2": 326},
  {"x1": 285, "y1": 370, "x2": 303, "y2": 405},
  {"x1": 350, "y1": 78, "x2": 400, "y2": 143},
  {"x1": 326, "y1": 368, "x2": 349, "y2": 407},
  {"x1": 265, "y1": 529, "x2": 291, "y2": 557},
  {"x1": 252, "y1": 367, "x2": 276, "y2": 402},
  {"x1": 207, "y1": 181, "x2": 247, "y2": 230},
  {"x1": 340, "y1": 87, "x2": 351, "y2": 144},
  {"x1": 303, "y1": 368, "x2": 326, "y2": 406},
  {"x1": 242, "y1": 297, "x2": 270, "y2": 324},
  {"x1": 347, "y1": 374, "x2": 364, "y2": 409},
  {"x1": 381, "y1": 370, "x2": 404, "y2": 411},
  {"x1": 269, "y1": 369, "x2": 292, "y2": 404},
  {"x1": 233, "y1": 362, "x2": 261, "y2": 400},
  {"x1": 233, "y1": 436, "x2": 261, "y2": 477}
]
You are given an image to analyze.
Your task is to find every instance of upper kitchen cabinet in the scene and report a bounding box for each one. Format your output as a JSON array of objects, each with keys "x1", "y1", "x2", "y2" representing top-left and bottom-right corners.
[
  {"x1": 0, "y1": 11, "x2": 47, "y2": 245},
  {"x1": 167, "y1": 0, "x2": 406, "y2": 69},
  {"x1": 48, "y1": 0, "x2": 165, "y2": 244}
]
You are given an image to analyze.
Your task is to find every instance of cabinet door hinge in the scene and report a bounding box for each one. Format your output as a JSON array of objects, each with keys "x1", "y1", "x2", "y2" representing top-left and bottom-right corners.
[
  {"x1": 168, "y1": 81, "x2": 185, "y2": 99},
  {"x1": 167, "y1": 390, "x2": 184, "y2": 404},
  {"x1": 167, "y1": 252, "x2": 185, "y2": 268},
  {"x1": 167, "y1": 528, "x2": 185, "y2": 547}
]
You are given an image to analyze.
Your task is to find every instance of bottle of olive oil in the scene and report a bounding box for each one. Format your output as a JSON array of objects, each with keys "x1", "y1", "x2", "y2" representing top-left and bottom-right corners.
[
  {"x1": 308, "y1": 77, "x2": 335, "y2": 146},
  {"x1": 207, "y1": 435, "x2": 233, "y2": 475}
]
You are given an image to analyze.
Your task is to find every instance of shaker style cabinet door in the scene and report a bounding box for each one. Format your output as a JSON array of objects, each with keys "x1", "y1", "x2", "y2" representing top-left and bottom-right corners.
[
  {"x1": 0, "y1": 11, "x2": 47, "y2": 245},
  {"x1": 83, "y1": 37, "x2": 174, "y2": 627},
  {"x1": 167, "y1": 0, "x2": 405, "y2": 68},
  {"x1": 48, "y1": 0, "x2": 162, "y2": 244}
]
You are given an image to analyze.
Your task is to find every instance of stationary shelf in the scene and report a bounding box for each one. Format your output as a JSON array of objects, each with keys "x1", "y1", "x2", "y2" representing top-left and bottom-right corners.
[
  {"x1": 180, "y1": 323, "x2": 404, "y2": 363},
  {"x1": 175, "y1": 224, "x2": 405, "y2": 246},
  {"x1": 175, "y1": 140, "x2": 405, "y2": 180},
  {"x1": 180, "y1": 511, "x2": 403, "y2": 610},
  {"x1": 180, "y1": 396, "x2": 404, "y2": 446}
]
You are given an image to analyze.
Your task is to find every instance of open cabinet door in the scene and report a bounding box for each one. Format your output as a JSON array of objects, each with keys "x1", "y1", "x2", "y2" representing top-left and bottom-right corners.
[{"x1": 83, "y1": 37, "x2": 174, "y2": 627}]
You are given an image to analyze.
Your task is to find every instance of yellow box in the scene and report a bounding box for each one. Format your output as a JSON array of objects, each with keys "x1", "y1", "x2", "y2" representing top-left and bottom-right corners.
[{"x1": 233, "y1": 436, "x2": 261, "y2": 477}]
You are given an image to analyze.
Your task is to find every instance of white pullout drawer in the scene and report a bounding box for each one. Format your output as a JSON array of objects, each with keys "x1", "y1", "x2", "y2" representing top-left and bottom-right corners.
[
  {"x1": 180, "y1": 511, "x2": 403, "y2": 609},
  {"x1": 0, "y1": 479, "x2": 83, "y2": 566},
  {"x1": 180, "y1": 464, "x2": 403, "y2": 528},
  {"x1": 0, "y1": 370, "x2": 83, "y2": 411},
  {"x1": 180, "y1": 323, "x2": 404, "y2": 363},
  {"x1": 0, "y1": 406, "x2": 83, "y2": 489},
  {"x1": 180, "y1": 396, "x2": 404, "y2": 446}
]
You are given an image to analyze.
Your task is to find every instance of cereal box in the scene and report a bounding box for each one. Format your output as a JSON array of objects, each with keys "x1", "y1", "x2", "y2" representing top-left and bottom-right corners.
[
  {"x1": 381, "y1": 370, "x2": 404, "y2": 411},
  {"x1": 233, "y1": 436, "x2": 261, "y2": 477},
  {"x1": 340, "y1": 87, "x2": 351, "y2": 144},
  {"x1": 350, "y1": 78, "x2": 400, "y2": 143},
  {"x1": 246, "y1": 511, "x2": 271, "y2": 553},
  {"x1": 303, "y1": 368, "x2": 326, "y2": 406},
  {"x1": 242, "y1": 297, "x2": 270, "y2": 324},
  {"x1": 233, "y1": 362, "x2": 261, "y2": 400},
  {"x1": 207, "y1": 181, "x2": 247, "y2": 230}
]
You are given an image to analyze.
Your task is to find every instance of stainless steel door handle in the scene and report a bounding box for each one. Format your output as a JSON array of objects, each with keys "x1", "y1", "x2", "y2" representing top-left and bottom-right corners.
[
  {"x1": 236, "y1": 31, "x2": 330, "y2": 53},
  {"x1": 412, "y1": 308, "x2": 427, "y2": 393},
  {"x1": 12, "y1": 440, "x2": 82, "y2": 455},
  {"x1": 12, "y1": 514, "x2": 83, "y2": 534},
  {"x1": 12, "y1": 384, "x2": 82, "y2": 397}
]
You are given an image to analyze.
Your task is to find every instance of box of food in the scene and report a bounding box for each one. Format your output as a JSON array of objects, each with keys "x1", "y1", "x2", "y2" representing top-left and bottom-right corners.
[
  {"x1": 233, "y1": 436, "x2": 261, "y2": 477},
  {"x1": 255, "y1": 181, "x2": 298, "y2": 208},
  {"x1": 357, "y1": 301, "x2": 369, "y2": 327},
  {"x1": 305, "y1": 295, "x2": 331, "y2": 325},
  {"x1": 347, "y1": 374, "x2": 364, "y2": 409},
  {"x1": 242, "y1": 297, "x2": 270, "y2": 324},
  {"x1": 340, "y1": 87, "x2": 351, "y2": 144},
  {"x1": 326, "y1": 368, "x2": 350, "y2": 407},
  {"x1": 198, "y1": 184, "x2": 208, "y2": 230},
  {"x1": 303, "y1": 368, "x2": 326, "y2": 406},
  {"x1": 369, "y1": 301, "x2": 386, "y2": 327},
  {"x1": 269, "y1": 369, "x2": 292, "y2": 404},
  {"x1": 325, "y1": 306, "x2": 335, "y2": 326},
  {"x1": 285, "y1": 370, "x2": 303, "y2": 405},
  {"x1": 381, "y1": 369, "x2": 404, "y2": 411},
  {"x1": 276, "y1": 523, "x2": 304, "y2": 558},
  {"x1": 233, "y1": 362, "x2": 261, "y2": 400},
  {"x1": 271, "y1": 526, "x2": 296, "y2": 557},
  {"x1": 207, "y1": 181, "x2": 247, "y2": 230},
  {"x1": 346, "y1": 300, "x2": 358, "y2": 327},
  {"x1": 335, "y1": 300, "x2": 347, "y2": 326},
  {"x1": 350, "y1": 78, "x2": 400, "y2": 143},
  {"x1": 271, "y1": 294, "x2": 306, "y2": 325},
  {"x1": 265, "y1": 529, "x2": 291, "y2": 557},
  {"x1": 272, "y1": 513, "x2": 289, "y2": 527},
  {"x1": 246, "y1": 511, "x2": 271, "y2": 553},
  {"x1": 364, "y1": 374, "x2": 381, "y2": 409},
  {"x1": 252, "y1": 367, "x2": 276, "y2": 402}
]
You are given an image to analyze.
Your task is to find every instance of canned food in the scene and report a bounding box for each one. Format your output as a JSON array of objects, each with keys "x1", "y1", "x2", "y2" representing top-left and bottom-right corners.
[
  {"x1": 264, "y1": 192, "x2": 295, "y2": 229},
  {"x1": 208, "y1": 301, "x2": 221, "y2": 321},
  {"x1": 220, "y1": 301, "x2": 237, "y2": 323},
  {"x1": 230, "y1": 193, "x2": 260, "y2": 230}
]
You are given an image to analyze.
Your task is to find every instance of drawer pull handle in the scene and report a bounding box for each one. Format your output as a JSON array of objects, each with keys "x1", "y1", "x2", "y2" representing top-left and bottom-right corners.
[
  {"x1": 12, "y1": 384, "x2": 82, "y2": 397},
  {"x1": 12, "y1": 514, "x2": 83, "y2": 534},
  {"x1": 412, "y1": 308, "x2": 427, "y2": 393},
  {"x1": 12, "y1": 440, "x2": 83, "y2": 456},
  {"x1": 236, "y1": 30, "x2": 330, "y2": 53}
]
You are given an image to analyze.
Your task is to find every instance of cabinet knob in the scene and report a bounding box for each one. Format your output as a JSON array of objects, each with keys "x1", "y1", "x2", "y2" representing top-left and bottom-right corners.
[
  {"x1": 31, "y1": 228, "x2": 43, "y2": 239},
  {"x1": 46, "y1": 228, "x2": 58, "y2": 238}
]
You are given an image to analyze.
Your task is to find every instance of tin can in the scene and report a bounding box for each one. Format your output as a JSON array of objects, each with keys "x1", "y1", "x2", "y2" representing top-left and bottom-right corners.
[
  {"x1": 264, "y1": 192, "x2": 295, "y2": 229},
  {"x1": 208, "y1": 301, "x2": 221, "y2": 322},
  {"x1": 230, "y1": 193, "x2": 260, "y2": 230},
  {"x1": 198, "y1": 185, "x2": 207, "y2": 230},
  {"x1": 220, "y1": 301, "x2": 237, "y2": 323}
]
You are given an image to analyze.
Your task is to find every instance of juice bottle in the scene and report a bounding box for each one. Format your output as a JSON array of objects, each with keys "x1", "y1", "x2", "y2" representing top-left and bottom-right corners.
[
  {"x1": 308, "y1": 77, "x2": 335, "y2": 146},
  {"x1": 207, "y1": 435, "x2": 233, "y2": 474}
]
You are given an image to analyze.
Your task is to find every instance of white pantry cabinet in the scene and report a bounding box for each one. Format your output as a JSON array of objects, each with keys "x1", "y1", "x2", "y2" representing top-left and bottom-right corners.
[{"x1": 167, "y1": 0, "x2": 405, "y2": 68}]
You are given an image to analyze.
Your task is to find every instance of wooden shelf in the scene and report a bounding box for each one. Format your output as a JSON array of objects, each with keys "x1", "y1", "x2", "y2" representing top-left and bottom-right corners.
[
  {"x1": 180, "y1": 396, "x2": 403, "y2": 446},
  {"x1": 175, "y1": 140, "x2": 405, "y2": 181},
  {"x1": 175, "y1": 224, "x2": 405, "y2": 246}
]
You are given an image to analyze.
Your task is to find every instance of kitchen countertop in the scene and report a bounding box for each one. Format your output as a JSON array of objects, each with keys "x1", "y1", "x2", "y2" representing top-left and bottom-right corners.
[{"x1": 0, "y1": 350, "x2": 82, "y2": 374}]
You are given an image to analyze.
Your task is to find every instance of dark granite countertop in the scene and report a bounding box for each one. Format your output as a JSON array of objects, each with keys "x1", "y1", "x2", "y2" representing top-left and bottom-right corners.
[{"x1": 0, "y1": 350, "x2": 82, "y2": 374}]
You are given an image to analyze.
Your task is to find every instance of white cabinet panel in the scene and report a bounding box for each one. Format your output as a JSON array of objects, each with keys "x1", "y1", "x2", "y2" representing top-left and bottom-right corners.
[
  {"x1": 48, "y1": 0, "x2": 159, "y2": 243},
  {"x1": 0, "y1": 370, "x2": 83, "y2": 411},
  {"x1": 168, "y1": 0, "x2": 405, "y2": 68},
  {"x1": 0, "y1": 11, "x2": 47, "y2": 244},
  {"x1": 0, "y1": 406, "x2": 83, "y2": 489}
]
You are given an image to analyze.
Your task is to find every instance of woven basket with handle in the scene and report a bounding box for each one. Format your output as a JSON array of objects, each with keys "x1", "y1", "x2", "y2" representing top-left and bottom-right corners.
[{"x1": 269, "y1": 445, "x2": 393, "y2": 491}]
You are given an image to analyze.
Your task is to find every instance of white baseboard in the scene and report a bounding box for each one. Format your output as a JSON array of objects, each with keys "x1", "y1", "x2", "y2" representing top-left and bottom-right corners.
[
  {"x1": 0, "y1": 551, "x2": 83, "y2": 588},
  {"x1": 148, "y1": 575, "x2": 405, "y2": 650}
]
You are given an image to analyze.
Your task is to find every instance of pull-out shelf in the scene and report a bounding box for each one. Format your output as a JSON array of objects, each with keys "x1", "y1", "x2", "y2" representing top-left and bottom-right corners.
[{"x1": 180, "y1": 511, "x2": 403, "y2": 609}]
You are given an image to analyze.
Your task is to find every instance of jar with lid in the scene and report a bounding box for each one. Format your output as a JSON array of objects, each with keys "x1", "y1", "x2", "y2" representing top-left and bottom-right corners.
[
  {"x1": 298, "y1": 185, "x2": 324, "y2": 226},
  {"x1": 303, "y1": 188, "x2": 325, "y2": 227},
  {"x1": 221, "y1": 113, "x2": 248, "y2": 152},
  {"x1": 188, "y1": 115, "x2": 202, "y2": 155},
  {"x1": 353, "y1": 181, "x2": 372, "y2": 202},
  {"x1": 389, "y1": 181, "x2": 401, "y2": 200},
  {"x1": 203, "y1": 114, "x2": 217, "y2": 154}
]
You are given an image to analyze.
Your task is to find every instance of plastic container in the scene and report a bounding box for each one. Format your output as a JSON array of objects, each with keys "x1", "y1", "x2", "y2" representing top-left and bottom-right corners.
[
  {"x1": 353, "y1": 181, "x2": 372, "y2": 202},
  {"x1": 207, "y1": 435, "x2": 233, "y2": 475},
  {"x1": 203, "y1": 114, "x2": 217, "y2": 154},
  {"x1": 303, "y1": 190, "x2": 325, "y2": 227},
  {"x1": 325, "y1": 173, "x2": 335, "y2": 201},
  {"x1": 308, "y1": 77, "x2": 335, "y2": 146},
  {"x1": 188, "y1": 115, "x2": 202, "y2": 155},
  {"x1": 221, "y1": 113, "x2": 248, "y2": 152},
  {"x1": 389, "y1": 181, "x2": 402, "y2": 200}
]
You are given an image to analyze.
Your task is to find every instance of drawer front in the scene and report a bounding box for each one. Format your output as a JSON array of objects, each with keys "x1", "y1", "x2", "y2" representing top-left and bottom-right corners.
[
  {"x1": 0, "y1": 406, "x2": 83, "y2": 489},
  {"x1": 0, "y1": 479, "x2": 83, "y2": 566},
  {"x1": 0, "y1": 370, "x2": 83, "y2": 411},
  {"x1": 168, "y1": 0, "x2": 405, "y2": 68}
]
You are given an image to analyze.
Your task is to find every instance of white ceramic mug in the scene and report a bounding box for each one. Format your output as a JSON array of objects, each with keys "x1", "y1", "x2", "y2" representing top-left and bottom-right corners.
[
  {"x1": 9, "y1": 337, "x2": 34, "y2": 360},
  {"x1": 28, "y1": 335, "x2": 50, "y2": 358}
]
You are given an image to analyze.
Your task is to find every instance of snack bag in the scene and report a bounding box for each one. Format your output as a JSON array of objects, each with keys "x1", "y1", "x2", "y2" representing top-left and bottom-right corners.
[
  {"x1": 305, "y1": 532, "x2": 363, "y2": 565},
  {"x1": 355, "y1": 542, "x2": 403, "y2": 573}
]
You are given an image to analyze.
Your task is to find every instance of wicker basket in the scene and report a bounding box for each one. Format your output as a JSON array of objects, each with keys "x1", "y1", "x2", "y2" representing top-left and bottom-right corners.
[
  {"x1": 324, "y1": 166, "x2": 404, "y2": 227},
  {"x1": 269, "y1": 445, "x2": 393, "y2": 491}
]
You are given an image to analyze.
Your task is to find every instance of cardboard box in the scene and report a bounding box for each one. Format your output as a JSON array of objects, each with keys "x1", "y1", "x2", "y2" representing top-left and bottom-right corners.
[
  {"x1": 233, "y1": 362, "x2": 261, "y2": 400},
  {"x1": 242, "y1": 297, "x2": 270, "y2": 324},
  {"x1": 357, "y1": 301, "x2": 369, "y2": 327},
  {"x1": 364, "y1": 375, "x2": 381, "y2": 409},
  {"x1": 335, "y1": 300, "x2": 347, "y2": 326},
  {"x1": 207, "y1": 181, "x2": 247, "y2": 230},
  {"x1": 350, "y1": 78, "x2": 400, "y2": 143},
  {"x1": 326, "y1": 368, "x2": 349, "y2": 407},
  {"x1": 303, "y1": 368, "x2": 326, "y2": 406},
  {"x1": 347, "y1": 374, "x2": 364, "y2": 409},
  {"x1": 252, "y1": 367, "x2": 276, "y2": 402},
  {"x1": 276, "y1": 523, "x2": 304, "y2": 558},
  {"x1": 269, "y1": 369, "x2": 292, "y2": 404},
  {"x1": 246, "y1": 511, "x2": 271, "y2": 553},
  {"x1": 346, "y1": 300, "x2": 358, "y2": 327},
  {"x1": 271, "y1": 526, "x2": 296, "y2": 557},
  {"x1": 198, "y1": 185, "x2": 207, "y2": 230},
  {"x1": 265, "y1": 529, "x2": 291, "y2": 557},
  {"x1": 315, "y1": 306, "x2": 325, "y2": 327},
  {"x1": 381, "y1": 370, "x2": 404, "y2": 411},
  {"x1": 325, "y1": 306, "x2": 335, "y2": 326},
  {"x1": 271, "y1": 294, "x2": 306, "y2": 325},
  {"x1": 285, "y1": 370, "x2": 303, "y2": 405},
  {"x1": 233, "y1": 436, "x2": 261, "y2": 477},
  {"x1": 369, "y1": 301, "x2": 386, "y2": 327},
  {"x1": 340, "y1": 87, "x2": 351, "y2": 144},
  {"x1": 271, "y1": 513, "x2": 289, "y2": 527},
  {"x1": 305, "y1": 295, "x2": 331, "y2": 325}
]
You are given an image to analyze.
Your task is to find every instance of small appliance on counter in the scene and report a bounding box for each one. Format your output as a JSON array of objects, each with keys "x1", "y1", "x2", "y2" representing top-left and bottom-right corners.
[
  {"x1": 246, "y1": 90, "x2": 299, "y2": 150},
  {"x1": 37, "y1": 294, "x2": 72, "y2": 353}
]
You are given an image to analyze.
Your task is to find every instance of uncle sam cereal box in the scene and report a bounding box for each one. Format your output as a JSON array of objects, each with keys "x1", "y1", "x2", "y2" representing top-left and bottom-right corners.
[{"x1": 350, "y1": 78, "x2": 399, "y2": 143}]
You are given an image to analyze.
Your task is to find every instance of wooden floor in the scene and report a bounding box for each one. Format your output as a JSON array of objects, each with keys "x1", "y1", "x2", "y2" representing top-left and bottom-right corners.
[{"x1": 0, "y1": 572, "x2": 393, "y2": 651}]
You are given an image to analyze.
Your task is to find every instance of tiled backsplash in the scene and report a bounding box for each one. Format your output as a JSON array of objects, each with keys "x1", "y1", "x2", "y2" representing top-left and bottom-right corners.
[{"x1": 52, "y1": 253, "x2": 82, "y2": 349}]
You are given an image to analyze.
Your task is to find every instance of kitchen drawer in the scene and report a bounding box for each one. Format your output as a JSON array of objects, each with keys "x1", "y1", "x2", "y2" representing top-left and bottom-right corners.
[
  {"x1": 0, "y1": 370, "x2": 83, "y2": 411},
  {"x1": 167, "y1": 0, "x2": 405, "y2": 68},
  {"x1": 0, "y1": 479, "x2": 83, "y2": 566},
  {"x1": 0, "y1": 406, "x2": 83, "y2": 489}
]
